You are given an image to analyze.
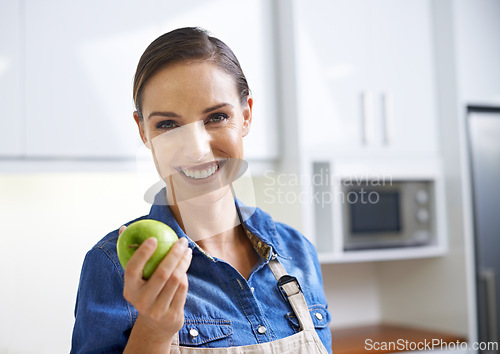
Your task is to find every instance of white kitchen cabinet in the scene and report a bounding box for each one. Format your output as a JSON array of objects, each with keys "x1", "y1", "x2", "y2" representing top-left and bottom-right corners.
[
  {"x1": 24, "y1": 0, "x2": 144, "y2": 158},
  {"x1": 0, "y1": 0, "x2": 23, "y2": 156},
  {"x1": 293, "y1": 0, "x2": 438, "y2": 158},
  {"x1": 21, "y1": 0, "x2": 278, "y2": 162}
]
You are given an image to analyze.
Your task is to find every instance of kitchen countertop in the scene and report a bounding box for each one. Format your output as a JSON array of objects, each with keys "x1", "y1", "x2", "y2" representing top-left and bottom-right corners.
[{"x1": 331, "y1": 323, "x2": 467, "y2": 354}]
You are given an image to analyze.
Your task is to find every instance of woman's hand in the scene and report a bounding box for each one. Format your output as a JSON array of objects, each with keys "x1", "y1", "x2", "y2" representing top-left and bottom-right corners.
[{"x1": 120, "y1": 225, "x2": 192, "y2": 349}]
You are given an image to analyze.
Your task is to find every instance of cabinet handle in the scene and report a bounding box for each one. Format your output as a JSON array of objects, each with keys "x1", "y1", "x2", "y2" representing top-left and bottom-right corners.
[
  {"x1": 479, "y1": 268, "x2": 498, "y2": 342},
  {"x1": 361, "y1": 92, "x2": 375, "y2": 145},
  {"x1": 382, "y1": 92, "x2": 395, "y2": 145}
]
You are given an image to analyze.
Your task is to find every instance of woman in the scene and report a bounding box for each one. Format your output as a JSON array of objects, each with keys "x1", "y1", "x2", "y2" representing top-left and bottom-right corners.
[{"x1": 71, "y1": 27, "x2": 332, "y2": 353}]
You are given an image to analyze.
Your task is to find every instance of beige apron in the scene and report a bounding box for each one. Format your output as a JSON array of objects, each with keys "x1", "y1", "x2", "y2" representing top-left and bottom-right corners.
[{"x1": 170, "y1": 256, "x2": 329, "y2": 353}]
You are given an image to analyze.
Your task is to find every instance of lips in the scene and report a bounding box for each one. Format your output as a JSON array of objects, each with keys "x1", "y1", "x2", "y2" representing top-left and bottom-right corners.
[{"x1": 178, "y1": 160, "x2": 221, "y2": 180}]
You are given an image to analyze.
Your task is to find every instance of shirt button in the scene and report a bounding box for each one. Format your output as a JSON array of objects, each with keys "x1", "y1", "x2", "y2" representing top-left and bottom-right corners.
[
  {"x1": 250, "y1": 287, "x2": 255, "y2": 293},
  {"x1": 315, "y1": 312, "x2": 323, "y2": 320},
  {"x1": 189, "y1": 328, "x2": 199, "y2": 338},
  {"x1": 257, "y1": 325, "x2": 267, "y2": 334}
]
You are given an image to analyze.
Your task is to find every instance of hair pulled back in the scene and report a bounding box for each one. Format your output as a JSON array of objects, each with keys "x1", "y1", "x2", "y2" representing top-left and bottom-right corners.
[{"x1": 133, "y1": 27, "x2": 250, "y2": 120}]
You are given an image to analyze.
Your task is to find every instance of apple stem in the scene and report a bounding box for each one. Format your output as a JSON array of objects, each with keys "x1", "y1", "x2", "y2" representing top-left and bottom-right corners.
[{"x1": 129, "y1": 244, "x2": 139, "y2": 250}]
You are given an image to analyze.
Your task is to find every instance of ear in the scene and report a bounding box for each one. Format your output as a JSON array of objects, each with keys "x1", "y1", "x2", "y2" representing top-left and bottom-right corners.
[
  {"x1": 133, "y1": 111, "x2": 151, "y2": 149},
  {"x1": 241, "y1": 96, "x2": 253, "y2": 137}
]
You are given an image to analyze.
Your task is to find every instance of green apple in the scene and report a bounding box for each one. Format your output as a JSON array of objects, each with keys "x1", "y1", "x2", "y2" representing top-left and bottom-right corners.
[{"x1": 117, "y1": 219, "x2": 179, "y2": 279}]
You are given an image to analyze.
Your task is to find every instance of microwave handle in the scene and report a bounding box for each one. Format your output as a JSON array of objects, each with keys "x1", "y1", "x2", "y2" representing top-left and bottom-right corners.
[
  {"x1": 361, "y1": 91, "x2": 375, "y2": 145},
  {"x1": 381, "y1": 92, "x2": 395, "y2": 145}
]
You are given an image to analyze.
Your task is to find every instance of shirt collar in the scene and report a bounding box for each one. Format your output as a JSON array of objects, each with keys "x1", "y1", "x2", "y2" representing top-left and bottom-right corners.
[
  {"x1": 234, "y1": 199, "x2": 290, "y2": 260},
  {"x1": 147, "y1": 188, "x2": 289, "y2": 260}
]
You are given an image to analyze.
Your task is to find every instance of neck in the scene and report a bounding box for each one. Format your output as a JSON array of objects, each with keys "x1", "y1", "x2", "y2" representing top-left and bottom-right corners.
[
  {"x1": 167, "y1": 185, "x2": 242, "y2": 245},
  {"x1": 165, "y1": 184, "x2": 260, "y2": 277}
]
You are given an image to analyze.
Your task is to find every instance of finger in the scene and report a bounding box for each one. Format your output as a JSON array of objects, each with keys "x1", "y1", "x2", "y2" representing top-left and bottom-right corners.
[
  {"x1": 150, "y1": 249, "x2": 192, "y2": 316},
  {"x1": 129, "y1": 242, "x2": 190, "y2": 315},
  {"x1": 151, "y1": 272, "x2": 189, "y2": 325},
  {"x1": 168, "y1": 271, "x2": 189, "y2": 316},
  {"x1": 119, "y1": 225, "x2": 127, "y2": 236},
  {"x1": 124, "y1": 237, "x2": 158, "y2": 286},
  {"x1": 154, "y1": 248, "x2": 192, "y2": 308},
  {"x1": 143, "y1": 238, "x2": 188, "y2": 294}
]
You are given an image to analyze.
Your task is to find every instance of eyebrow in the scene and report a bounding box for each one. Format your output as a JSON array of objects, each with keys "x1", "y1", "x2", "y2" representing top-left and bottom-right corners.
[
  {"x1": 202, "y1": 102, "x2": 233, "y2": 114},
  {"x1": 147, "y1": 111, "x2": 180, "y2": 120},
  {"x1": 147, "y1": 102, "x2": 234, "y2": 120}
]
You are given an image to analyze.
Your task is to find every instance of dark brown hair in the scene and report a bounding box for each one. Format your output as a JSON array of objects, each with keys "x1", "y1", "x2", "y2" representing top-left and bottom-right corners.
[{"x1": 133, "y1": 27, "x2": 250, "y2": 120}]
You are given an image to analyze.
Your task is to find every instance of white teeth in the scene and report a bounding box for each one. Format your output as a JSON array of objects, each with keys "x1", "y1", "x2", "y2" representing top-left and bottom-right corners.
[{"x1": 181, "y1": 163, "x2": 219, "y2": 179}]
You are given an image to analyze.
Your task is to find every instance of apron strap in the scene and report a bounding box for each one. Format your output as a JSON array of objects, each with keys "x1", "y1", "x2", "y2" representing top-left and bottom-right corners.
[{"x1": 268, "y1": 255, "x2": 316, "y2": 332}]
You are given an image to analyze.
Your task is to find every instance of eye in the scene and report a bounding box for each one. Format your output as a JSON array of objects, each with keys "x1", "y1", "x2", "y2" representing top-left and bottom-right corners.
[
  {"x1": 207, "y1": 113, "x2": 229, "y2": 124},
  {"x1": 156, "y1": 120, "x2": 176, "y2": 130}
]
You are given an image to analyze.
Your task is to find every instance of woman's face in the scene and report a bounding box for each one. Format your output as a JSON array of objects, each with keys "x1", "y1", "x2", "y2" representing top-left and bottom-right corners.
[{"x1": 134, "y1": 61, "x2": 252, "y2": 204}]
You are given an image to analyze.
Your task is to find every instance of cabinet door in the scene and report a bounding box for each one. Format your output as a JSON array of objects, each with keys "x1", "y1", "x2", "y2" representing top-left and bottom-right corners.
[
  {"x1": 0, "y1": 0, "x2": 23, "y2": 156},
  {"x1": 294, "y1": 0, "x2": 371, "y2": 154},
  {"x1": 365, "y1": 0, "x2": 438, "y2": 156},
  {"x1": 24, "y1": 0, "x2": 278, "y2": 161},
  {"x1": 24, "y1": 0, "x2": 145, "y2": 158},
  {"x1": 293, "y1": 0, "x2": 438, "y2": 157}
]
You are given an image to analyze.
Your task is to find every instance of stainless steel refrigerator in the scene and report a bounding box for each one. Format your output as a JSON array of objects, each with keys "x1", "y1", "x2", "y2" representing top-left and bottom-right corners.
[{"x1": 467, "y1": 106, "x2": 500, "y2": 352}]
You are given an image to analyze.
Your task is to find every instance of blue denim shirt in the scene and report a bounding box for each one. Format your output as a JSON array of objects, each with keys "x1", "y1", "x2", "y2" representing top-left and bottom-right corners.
[{"x1": 71, "y1": 190, "x2": 332, "y2": 353}]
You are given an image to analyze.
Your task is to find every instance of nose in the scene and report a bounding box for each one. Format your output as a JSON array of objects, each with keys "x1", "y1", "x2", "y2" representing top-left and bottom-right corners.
[{"x1": 180, "y1": 121, "x2": 212, "y2": 163}]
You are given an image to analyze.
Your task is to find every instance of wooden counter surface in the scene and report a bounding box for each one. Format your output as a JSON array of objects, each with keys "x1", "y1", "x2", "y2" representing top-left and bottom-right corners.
[{"x1": 331, "y1": 323, "x2": 467, "y2": 354}]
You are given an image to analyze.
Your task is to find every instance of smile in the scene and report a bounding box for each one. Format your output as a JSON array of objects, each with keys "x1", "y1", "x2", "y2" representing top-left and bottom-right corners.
[{"x1": 179, "y1": 161, "x2": 220, "y2": 180}]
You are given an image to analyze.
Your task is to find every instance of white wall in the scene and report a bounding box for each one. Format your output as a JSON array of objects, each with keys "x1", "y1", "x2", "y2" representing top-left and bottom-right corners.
[
  {"x1": 321, "y1": 263, "x2": 381, "y2": 328},
  {"x1": 0, "y1": 173, "x2": 151, "y2": 353}
]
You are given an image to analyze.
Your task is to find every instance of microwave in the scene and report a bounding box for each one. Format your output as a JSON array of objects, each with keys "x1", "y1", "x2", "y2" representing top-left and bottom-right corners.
[{"x1": 342, "y1": 180, "x2": 435, "y2": 250}]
